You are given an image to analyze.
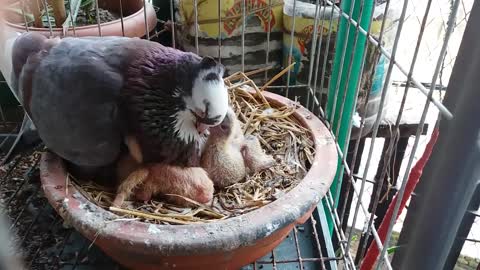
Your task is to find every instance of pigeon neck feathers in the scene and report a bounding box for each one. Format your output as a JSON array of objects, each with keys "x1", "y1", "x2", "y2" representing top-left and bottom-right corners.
[{"x1": 122, "y1": 43, "x2": 214, "y2": 166}]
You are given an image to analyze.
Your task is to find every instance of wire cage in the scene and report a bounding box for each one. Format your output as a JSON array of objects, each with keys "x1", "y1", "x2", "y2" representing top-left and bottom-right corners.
[{"x1": 0, "y1": 0, "x2": 479, "y2": 269}]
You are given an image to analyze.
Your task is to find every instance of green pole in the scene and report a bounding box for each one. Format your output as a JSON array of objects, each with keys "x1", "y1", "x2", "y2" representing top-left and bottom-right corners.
[{"x1": 323, "y1": 0, "x2": 374, "y2": 234}]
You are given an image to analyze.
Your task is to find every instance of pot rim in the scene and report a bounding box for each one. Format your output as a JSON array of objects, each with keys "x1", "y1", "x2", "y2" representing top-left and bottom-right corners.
[
  {"x1": 3, "y1": 1, "x2": 156, "y2": 37},
  {"x1": 40, "y1": 90, "x2": 338, "y2": 256}
]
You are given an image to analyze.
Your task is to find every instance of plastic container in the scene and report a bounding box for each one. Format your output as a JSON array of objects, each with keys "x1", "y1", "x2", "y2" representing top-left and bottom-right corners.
[
  {"x1": 282, "y1": 1, "x2": 340, "y2": 88},
  {"x1": 174, "y1": 0, "x2": 284, "y2": 83},
  {"x1": 282, "y1": 0, "x2": 400, "y2": 138},
  {"x1": 351, "y1": 1, "x2": 400, "y2": 138}
]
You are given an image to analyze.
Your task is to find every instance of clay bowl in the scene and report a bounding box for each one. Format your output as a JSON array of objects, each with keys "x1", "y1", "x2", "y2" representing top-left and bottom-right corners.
[
  {"x1": 40, "y1": 90, "x2": 338, "y2": 270},
  {"x1": 4, "y1": 0, "x2": 157, "y2": 38}
]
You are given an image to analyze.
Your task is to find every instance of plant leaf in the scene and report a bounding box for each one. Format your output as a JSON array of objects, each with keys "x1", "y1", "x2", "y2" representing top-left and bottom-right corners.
[
  {"x1": 351, "y1": 234, "x2": 358, "y2": 242},
  {"x1": 387, "y1": 245, "x2": 400, "y2": 255},
  {"x1": 42, "y1": 16, "x2": 56, "y2": 25},
  {"x1": 80, "y1": 0, "x2": 95, "y2": 8},
  {"x1": 63, "y1": 0, "x2": 82, "y2": 27}
]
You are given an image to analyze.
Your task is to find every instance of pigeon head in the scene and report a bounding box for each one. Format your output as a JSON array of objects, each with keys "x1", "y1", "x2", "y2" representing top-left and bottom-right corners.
[{"x1": 187, "y1": 56, "x2": 228, "y2": 134}]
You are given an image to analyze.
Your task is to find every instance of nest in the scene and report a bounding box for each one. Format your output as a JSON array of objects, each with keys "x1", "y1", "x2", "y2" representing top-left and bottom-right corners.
[{"x1": 74, "y1": 66, "x2": 316, "y2": 225}]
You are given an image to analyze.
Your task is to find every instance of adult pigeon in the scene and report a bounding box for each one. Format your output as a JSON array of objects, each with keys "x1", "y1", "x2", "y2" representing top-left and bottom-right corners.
[{"x1": 7, "y1": 32, "x2": 229, "y2": 175}]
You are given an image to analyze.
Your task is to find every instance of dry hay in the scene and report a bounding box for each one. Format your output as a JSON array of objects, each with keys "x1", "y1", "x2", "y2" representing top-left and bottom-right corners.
[{"x1": 74, "y1": 66, "x2": 316, "y2": 225}]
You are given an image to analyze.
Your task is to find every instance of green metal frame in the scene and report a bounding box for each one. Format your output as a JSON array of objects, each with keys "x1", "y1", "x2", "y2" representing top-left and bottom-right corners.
[{"x1": 323, "y1": 0, "x2": 374, "y2": 233}]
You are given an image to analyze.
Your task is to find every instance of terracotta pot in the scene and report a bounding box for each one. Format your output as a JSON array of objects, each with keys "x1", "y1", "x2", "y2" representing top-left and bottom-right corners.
[
  {"x1": 4, "y1": 0, "x2": 156, "y2": 38},
  {"x1": 39, "y1": 90, "x2": 338, "y2": 270}
]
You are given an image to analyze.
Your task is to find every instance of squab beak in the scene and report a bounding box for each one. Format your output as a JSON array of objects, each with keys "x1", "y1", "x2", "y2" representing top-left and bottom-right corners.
[{"x1": 196, "y1": 122, "x2": 210, "y2": 135}]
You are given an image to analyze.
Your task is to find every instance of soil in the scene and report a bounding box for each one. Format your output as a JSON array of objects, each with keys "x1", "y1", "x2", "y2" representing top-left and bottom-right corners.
[
  {"x1": 74, "y1": 8, "x2": 120, "y2": 27},
  {"x1": 7, "y1": 2, "x2": 120, "y2": 29},
  {"x1": 0, "y1": 147, "x2": 75, "y2": 270}
]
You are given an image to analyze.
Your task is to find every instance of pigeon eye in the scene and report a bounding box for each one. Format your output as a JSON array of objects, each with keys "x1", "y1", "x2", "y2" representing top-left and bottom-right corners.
[
  {"x1": 203, "y1": 73, "x2": 219, "y2": 81},
  {"x1": 220, "y1": 123, "x2": 229, "y2": 131},
  {"x1": 219, "y1": 115, "x2": 231, "y2": 131}
]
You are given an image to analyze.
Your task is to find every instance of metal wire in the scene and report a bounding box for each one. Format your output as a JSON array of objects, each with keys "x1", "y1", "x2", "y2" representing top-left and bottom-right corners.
[
  {"x1": 356, "y1": 0, "x2": 437, "y2": 262},
  {"x1": 94, "y1": 0, "x2": 101, "y2": 36},
  {"x1": 8, "y1": 185, "x2": 41, "y2": 231},
  {"x1": 20, "y1": 2, "x2": 29, "y2": 32},
  {"x1": 170, "y1": 0, "x2": 176, "y2": 48},
  {"x1": 292, "y1": 227, "x2": 304, "y2": 269},
  {"x1": 41, "y1": 0, "x2": 53, "y2": 37},
  {"x1": 27, "y1": 216, "x2": 61, "y2": 268},
  {"x1": 194, "y1": 0, "x2": 199, "y2": 54},
  {"x1": 317, "y1": 3, "x2": 340, "y2": 112},
  {"x1": 217, "y1": 0, "x2": 221, "y2": 62},
  {"x1": 310, "y1": 214, "x2": 327, "y2": 270},
  {"x1": 343, "y1": 0, "x2": 393, "y2": 252},
  {"x1": 326, "y1": 131, "x2": 393, "y2": 269},
  {"x1": 323, "y1": 192, "x2": 357, "y2": 269},
  {"x1": 19, "y1": 200, "x2": 48, "y2": 246},
  {"x1": 72, "y1": 237, "x2": 91, "y2": 269},
  {"x1": 376, "y1": 0, "x2": 462, "y2": 268},
  {"x1": 332, "y1": 2, "x2": 367, "y2": 139},
  {"x1": 285, "y1": 0, "x2": 298, "y2": 97},
  {"x1": 241, "y1": 0, "x2": 246, "y2": 72},
  {"x1": 323, "y1": 0, "x2": 453, "y2": 120},
  {"x1": 52, "y1": 230, "x2": 74, "y2": 267},
  {"x1": 119, "y1": 0, "x2": 125, "y2": 37},
  {"x1": 3, "y1": 0, "x2": 477, "y2": 269},
  {"x1": 329, "y1": 188, "x2": 391, "y2": 269},
  {"x1": 310, "y1": 6, "x2": 328, "y2": 113},
  {"x1": 328, "y1": 0, "x2": 359, "y2": 126},
  {"x1": 251, "y1": 215, "x2": 342, "y2": 269},
  {"x1": 346, "y1": 0, "x2": 411, "y2": 256},
  {"x1": 264, "y1": 0, "x2": 273, "y2": 84},
  {"x1": 0, "y1": 159, "x2": 20, "y2": 186},
  {"x1": 68, "y1": 0, "x2": 77, "y2": 36},
  {"x1": 4, "y1": 156, "x2": 40, "y2": 209},
  {"x1": 305, "y1": 0, "x2": 321, "y2": 109},
  {"x1": 143, "y1": 0, "x2": 150, "y2": 39},
  {"x1": 0, "y1": 124, "x2": 19, "y2": 152},
  {"x1": 271, "y1": 247, "x2": 277, "y2": 268},
  {"x1": 329, "y1": 0, "x2": 374, "y2": 210},
  {"x1": 333, "y1": 8, "x2": 378, "y2": 213}
]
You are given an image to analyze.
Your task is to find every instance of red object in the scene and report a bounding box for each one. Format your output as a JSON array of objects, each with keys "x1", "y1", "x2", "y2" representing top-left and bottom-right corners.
[
  {"x1": 360, "y1": 128, "x2": 440, "y2": 270},
  {"x1": 39, "y1": 90, "x2": 339, "y2": 270}
]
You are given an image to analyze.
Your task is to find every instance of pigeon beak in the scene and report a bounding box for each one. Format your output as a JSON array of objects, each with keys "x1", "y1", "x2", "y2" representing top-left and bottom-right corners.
[
  {"x1": 192, "y1": 109, "x2": 212, "y2": 134},
  {"x1": 196, "y1": 122, "x2": 210, "y2": 134}
]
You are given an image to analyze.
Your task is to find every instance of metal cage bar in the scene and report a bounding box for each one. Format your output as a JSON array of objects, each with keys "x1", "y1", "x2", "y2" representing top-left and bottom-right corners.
[
  {"x1": 375, "y1": 0, "x2": 462, "y2": 267},
  {"x1": 354, "y1": 0, "x2": 438, "y2": 262},
  {"x1": 389, "y1": 1, "x2": 480, "y2": 268},
  {"x1": 0, "y1": 0, "x2": 478, "y2": 269},
  {"x1": 324, "y1": 0, "x2": 453, "y2": 120}
]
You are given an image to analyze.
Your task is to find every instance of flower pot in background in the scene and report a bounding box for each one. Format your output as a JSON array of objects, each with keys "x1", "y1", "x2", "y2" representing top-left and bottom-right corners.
[{"x1": 3, "y1": 0, "x2": 157, "y2": 38}]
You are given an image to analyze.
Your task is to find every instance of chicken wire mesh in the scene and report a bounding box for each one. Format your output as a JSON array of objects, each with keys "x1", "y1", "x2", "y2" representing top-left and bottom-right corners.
[{"x1": 0, "y1": 0, "x2": 478, "y2": 269}]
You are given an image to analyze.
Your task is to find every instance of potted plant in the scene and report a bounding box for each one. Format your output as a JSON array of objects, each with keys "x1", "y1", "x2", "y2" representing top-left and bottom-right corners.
[{"x1": 2, "y1": 0, "x2": 157, "y2": 37}]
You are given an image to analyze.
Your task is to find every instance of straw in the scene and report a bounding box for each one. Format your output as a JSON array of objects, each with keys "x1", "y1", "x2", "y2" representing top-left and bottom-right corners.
[{"x1": 75, "y1": 70, "x2": 316, "y2": 225}]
